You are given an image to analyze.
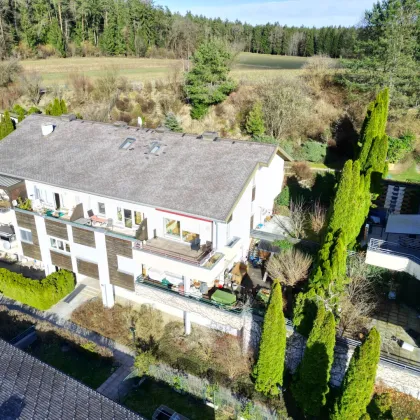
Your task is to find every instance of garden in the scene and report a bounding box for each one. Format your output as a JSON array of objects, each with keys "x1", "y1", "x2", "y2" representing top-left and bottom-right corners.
[{"x1": 0, "y1": 306, "x2": 117, "y2": 389}]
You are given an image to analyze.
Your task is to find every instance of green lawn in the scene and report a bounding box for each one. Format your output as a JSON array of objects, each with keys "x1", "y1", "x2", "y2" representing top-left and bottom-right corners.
[
  {"x1": 387, "y1": 163, "x2": 420, "y2": 183},
  {"x1": 0, "y1": 311, "x2": 33, "y2": 342},
  {"x1": 123, "y1": 379, "x2": 215, "y2": 420},
  {"x1": 26, "y1": 332, "x2": 117, "y2": 388},
  {"x1": 234, "y1": 52, "x2": 308, "y2": 69}
]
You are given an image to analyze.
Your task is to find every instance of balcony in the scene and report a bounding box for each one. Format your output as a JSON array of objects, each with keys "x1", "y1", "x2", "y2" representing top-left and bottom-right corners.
[
  {"x1": 367, "y1": 238, "x2": 420, "y2": 280},
  {"x1": 133, "y1": 237, "x2": 224, "y2": 268},
  {"x1": 135, "y1": 275, "x2": 245, "y2": 314}
]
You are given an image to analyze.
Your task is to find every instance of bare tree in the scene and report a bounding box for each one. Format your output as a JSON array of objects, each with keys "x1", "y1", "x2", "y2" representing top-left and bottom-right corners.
[
  {"x1": 338, "y1": 253, "x2": 379, "y2": 337},
  {"x1": 0, "y1": 59, "x2": 21, "y2": 87},
  {"x1": 267, "y1": 249, "x2": 312, "y2": 287},
  {"x1": 309, "y1": 200, "x2": 327, "y2": 235},
  {"x1": 302, "y1": 54, "x2": 338, "y2": 90},
  {"x1": 258, "y1": 77, "x2": 311, "y2": 139},
  {"x1": 20, "y1": 71, "x2": 43, "y2": 105},
  {"x1": 273, "y1": 197, "x2": 307, "y2": 239}
]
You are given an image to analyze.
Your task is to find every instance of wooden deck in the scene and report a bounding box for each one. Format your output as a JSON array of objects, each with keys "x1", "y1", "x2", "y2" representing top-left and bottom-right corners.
[{"x1": 138, "y1": 237, "x2": 211, "y2": 265}]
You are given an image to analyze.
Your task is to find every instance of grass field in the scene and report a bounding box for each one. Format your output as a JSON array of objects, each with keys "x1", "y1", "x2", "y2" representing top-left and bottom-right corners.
[
  {"x1": 387, "y1": 162, "x2": 420, "y2": 183},
  {"x1": 20, "y1": 53, "x2": 305, "y2": 86}
]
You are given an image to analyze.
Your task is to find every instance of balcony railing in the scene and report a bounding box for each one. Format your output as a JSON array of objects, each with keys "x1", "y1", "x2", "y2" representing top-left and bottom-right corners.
[
  {"x1": 135, "y1": 275, "x2": 244, "y2": 315},
  {"x1": 133, "y1": 237, "x2": 224, "y2": 269},
  {"x1": 368, "y1": 238, "x2": 420, "y2": 265}
]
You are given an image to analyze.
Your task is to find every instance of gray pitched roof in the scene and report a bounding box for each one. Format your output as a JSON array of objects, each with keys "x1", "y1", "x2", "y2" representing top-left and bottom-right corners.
[
  {"x1": 0, "y1": 174, "x2": 22, "y2": 189},
  {"x1": 0, "y1": 115, "x2": 277, "y2": 221},
  {"x1": 0, "y1": 339, "x2": 143, "y2": 420}
]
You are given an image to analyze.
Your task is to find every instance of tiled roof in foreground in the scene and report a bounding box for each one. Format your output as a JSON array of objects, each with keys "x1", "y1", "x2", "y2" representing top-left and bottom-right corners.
[{"x1": 0, "y1": 339, "x2": 142, "y2": 420}]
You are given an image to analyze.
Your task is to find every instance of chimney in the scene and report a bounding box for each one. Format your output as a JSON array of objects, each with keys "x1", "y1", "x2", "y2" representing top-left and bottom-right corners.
[{"x1": 41, "y1": 124, "x2": 55, "y2": 136}]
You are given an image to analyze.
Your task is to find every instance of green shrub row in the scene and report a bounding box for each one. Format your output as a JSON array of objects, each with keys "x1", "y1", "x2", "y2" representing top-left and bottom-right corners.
[{"x1": 0, "y1": 268, "x2": 75, "y2": 310}]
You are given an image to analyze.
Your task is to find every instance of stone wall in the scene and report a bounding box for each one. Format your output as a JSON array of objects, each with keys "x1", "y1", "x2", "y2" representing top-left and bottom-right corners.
[{"x1": 283, "y1": 331, "x2": 420, "y2": 399}]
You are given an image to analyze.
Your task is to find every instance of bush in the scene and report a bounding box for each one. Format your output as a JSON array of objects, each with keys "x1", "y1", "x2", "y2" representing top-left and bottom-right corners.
[
  {"x1": 134, "y1": 350, "x2": 157, "y2": 376},
  {"x1": 0, "y1": 269, "x2": 74, "y2": 310},
  {"x1": 299, "y1": 141, "x2": 327, "y2": 162},
  {"x1": 0, "y1": 59, "x2": 22, "y2": 88},
  {"x1": 387, "y1": 133, "x2": 415, "y2": 163},
  {"x1": 275, "y1": 186, "x2": 290, "y2": 207},
  {"x1": 292, "y1": 161, "x2": 312, "y2": 180},
  {"x1": 367, "y1": 393, "x2": 394, "y2": 419}
]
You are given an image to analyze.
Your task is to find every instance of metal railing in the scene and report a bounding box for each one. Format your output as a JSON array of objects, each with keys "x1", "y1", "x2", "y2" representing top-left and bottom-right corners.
[
  {"x1": 368, "y1": 238, "x2": 420, "y2": 266},
  {"x1": 135, "y1": 276, "x2": 244, "y2": 315}
]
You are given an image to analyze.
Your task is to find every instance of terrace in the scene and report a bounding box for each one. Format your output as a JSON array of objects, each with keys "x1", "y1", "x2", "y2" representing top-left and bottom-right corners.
[
  {"x1": 133, "y1": 237, "x2": 222, "y2": 268},
  {"x1": 135, "y1": 275, "x2": 246, "y2": 314}
]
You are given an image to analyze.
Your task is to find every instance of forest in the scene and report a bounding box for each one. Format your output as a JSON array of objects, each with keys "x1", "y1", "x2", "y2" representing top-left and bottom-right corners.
[{"x1": 0, "y1": 0, "x2": 357, "y2": 59}]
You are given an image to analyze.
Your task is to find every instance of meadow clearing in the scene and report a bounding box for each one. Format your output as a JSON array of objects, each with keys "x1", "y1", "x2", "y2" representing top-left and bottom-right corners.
[{"x1": 20, "y1": 52, "x2": 307, "y2": 86}]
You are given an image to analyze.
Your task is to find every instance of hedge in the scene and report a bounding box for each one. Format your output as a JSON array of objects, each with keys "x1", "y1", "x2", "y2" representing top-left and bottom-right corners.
[{"x1": 0, "y1": 269, "x2": 75, "y2": 310}]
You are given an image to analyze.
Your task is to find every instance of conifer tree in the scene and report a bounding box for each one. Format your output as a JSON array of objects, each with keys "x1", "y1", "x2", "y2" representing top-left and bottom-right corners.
[
  {"x1": 164, "y1": 113, "x2": 182, "y2": 132},
  {"x1": 253, "y1": 279, "x2": 286, "y2": 396},
  {"x1": 0, "y1": 110, "x2": 15, "y2": 140},
  {"x1": 331, "y1": 328, "x2": 381, "y2": 420},
  {"x1": 184, "y1": 41, "x2": 237, "y2": 119},
  {"x1": 60, "y1": 99, "x2": 68, "y2": 114},
  {"x1": 246, "y1": 102, "x2": 265, "y2": 138},
  {"x1": 359, "y1": 89, "x2": 390, "y2": 171},
  {"x1": 292, "y1": 304, "x2": 336, "y2": 416}
]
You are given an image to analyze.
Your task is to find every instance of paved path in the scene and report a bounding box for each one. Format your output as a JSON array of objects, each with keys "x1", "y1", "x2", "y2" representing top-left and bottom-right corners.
[{"x1": 97, "y1": 362, "x2": 135, "y2": 401}]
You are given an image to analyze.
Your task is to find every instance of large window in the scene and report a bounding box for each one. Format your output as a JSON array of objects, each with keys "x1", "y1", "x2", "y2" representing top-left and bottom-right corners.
[
  {"x1": 50, "y1": 237, "x2": 71, "y2": 254},
  {"x1": 134, "y1": 211, "x2": 143, "y2": 225},
  {"x1": 98, "y1": 202, "x2": 106, "y2": 215},
  {"x1": 182, "y1": 230, "x2": 200, "y2": 244},
  {"x1": 20, "y1": 229, "x2": 33, "y2": 244},
  {"x1": 165, "y1": 219, "x2": 181, "y2": 238},
  {"x1": 124, "y1": 209, "x2": 132, "y2": 228}
]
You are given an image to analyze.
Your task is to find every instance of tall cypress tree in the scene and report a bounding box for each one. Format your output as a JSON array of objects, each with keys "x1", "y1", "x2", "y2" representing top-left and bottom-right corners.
[
  {"x1": 331, "y1": 328, "x2": 381, "y2": 420},
  {"x1": 0, "y1": 111, "x2": 15, "y2": 140},
  {"x1": 253, "y1": 279, "x2": 286, "y2": 396},
  {"x1": 359, "y1": 88, "x2": 390, "y2": 171},
  {"x1": 292, "y1": 305, "x2": 336, "y2": 416}
]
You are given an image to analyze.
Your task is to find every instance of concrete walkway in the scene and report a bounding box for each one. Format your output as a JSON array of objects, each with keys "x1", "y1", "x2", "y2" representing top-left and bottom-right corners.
[{"x1": 97, "y1": 362, "x2": 134, "y2": 401}]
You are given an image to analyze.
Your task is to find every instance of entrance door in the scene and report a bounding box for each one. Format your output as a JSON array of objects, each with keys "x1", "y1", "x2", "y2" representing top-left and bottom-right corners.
[{"x1": 54, "y1": 193, "x2": 61, "y2": 210}]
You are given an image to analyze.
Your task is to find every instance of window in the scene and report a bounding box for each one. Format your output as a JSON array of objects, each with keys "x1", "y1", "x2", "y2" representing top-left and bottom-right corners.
[
  {"x1": 20, "y1": 229, "x2": 33, "y2": 244},
  {"x1": 119, "y1": 137, "x2": 136, "y2": 150},
  {"x1": 50, "y1": 237, "x2": 71, "y2": 254},
  {"x1": 182, "y1": 230, "x2": 199, "y2": 244},
  {"x1": 252, "y1": 186, "x2": 256, "y2": 202},
  {"x1": 117, "y1": 207, "x2": 122, "y2": 222},
  {"x1": 124, "y1": 209, "x2": 132, "y2": 228},
  {"x1": 134, "y1": 211, "x2": 143, "y2": 225},
  {"x1": 165, "y1": 218, "x2": 181, "y2": 238},
  {"x1": 98, "y1": 202, "x2": 106, "y2": 215}
]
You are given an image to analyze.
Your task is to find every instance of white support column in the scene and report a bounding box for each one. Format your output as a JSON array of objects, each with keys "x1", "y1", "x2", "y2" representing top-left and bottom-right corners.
[
  {"x1": 34, "y1": 215, "x2": 54, "y2": 275},
  {"x1": 183, "y1": 275, "x2": 191, "y2": 335},
  {"x1": 184, "y1": 311, "x2": 191, "y2": 336},
  {"x1": 94, "y1": 230, "x2": 115, "y2": 308}
]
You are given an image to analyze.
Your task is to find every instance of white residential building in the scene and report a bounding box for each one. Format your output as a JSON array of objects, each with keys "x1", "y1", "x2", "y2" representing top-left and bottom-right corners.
[{"x1": 0, "y1": 114, "x2": 284, "y2": 336}]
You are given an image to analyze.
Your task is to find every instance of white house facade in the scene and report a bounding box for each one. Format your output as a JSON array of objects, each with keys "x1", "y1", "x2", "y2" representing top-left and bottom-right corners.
[{"x1": 0, "y1": 114, "x2": 284, "y2": 336}]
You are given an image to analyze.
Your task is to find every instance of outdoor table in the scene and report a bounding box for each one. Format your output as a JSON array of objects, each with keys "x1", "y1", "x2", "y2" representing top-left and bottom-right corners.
[
  {"x1": 211, "y1": 289, "x2": 237, "y2": 305},
  {"x1": 74, "y1": 217, "x2": 92, "y2": 226}
]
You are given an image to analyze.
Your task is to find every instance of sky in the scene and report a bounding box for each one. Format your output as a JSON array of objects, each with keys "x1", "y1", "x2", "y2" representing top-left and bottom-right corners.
[{"x1": 154, "y1": 0, "x2": 377, "y2": 27}]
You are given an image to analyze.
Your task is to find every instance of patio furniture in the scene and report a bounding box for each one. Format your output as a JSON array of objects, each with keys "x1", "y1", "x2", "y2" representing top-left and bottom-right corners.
[
  {"x1": 191, "y1": 237, "x2": 201, "y2": 251},
  {"x1": 87, "y1": 209, "x2": 94, "y2": 218},
  {"x1": 91, "y1": 215, "x2": 107, "y2": 226},
  {"x1": 74, "y1": 217, "x2": 92, "y2": 226},
  {"x1": 211, "y1": 289, "x2": 237, "y2": 305},
  {"x1": 106, "y1": 218, "x2": 113, "y2": 230}
]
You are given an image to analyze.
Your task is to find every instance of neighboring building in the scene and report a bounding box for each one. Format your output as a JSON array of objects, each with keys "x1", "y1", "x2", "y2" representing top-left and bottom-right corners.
[
  {"x1": 0, "y1": 339, "x2": 142, "y2": 419},
  {"x1": 366, "y1": 183, "x2": 420, "y2": 280},
  {"x1": 0, "y1": 114, "x2": 283, "y2": 336}
]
